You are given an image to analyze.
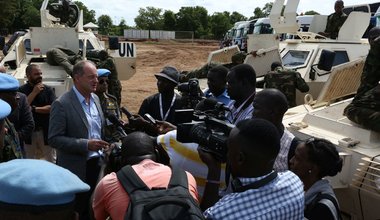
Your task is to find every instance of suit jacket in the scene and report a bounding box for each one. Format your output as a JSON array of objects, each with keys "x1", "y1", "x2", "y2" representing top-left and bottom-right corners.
[{"x1": 48, "y1": 88, "x2": 105, "y2": 180}]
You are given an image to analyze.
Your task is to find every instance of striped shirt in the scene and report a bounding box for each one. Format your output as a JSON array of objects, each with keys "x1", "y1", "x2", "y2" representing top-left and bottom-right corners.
[
  {"x1": 226, "y1": 93, "x2": 255, "y2": 124},
  {"x1": 204, "y1": 171, "x2": 304, "y2": 220}
]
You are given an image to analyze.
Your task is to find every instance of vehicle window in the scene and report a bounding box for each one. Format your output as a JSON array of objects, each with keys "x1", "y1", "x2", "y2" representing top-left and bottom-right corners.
[
  {"x1": 332, "y1": 51, "x2": 349, "y2": 66},
  {"x1": 24, "y1": 39, "x2": 31, "y2": 53},
  {"x1": 254, "y1": 24, "x2": 273, "y2": 34},
  {"x1": 282, "y1": 50, "x2": 310, "y2": 67},
  {"x1": 236, "y1": 29, "x2": 243, "y2": 38},
  {"x1": 253, "y1": 24, "x2": 262, "y2": 34}
]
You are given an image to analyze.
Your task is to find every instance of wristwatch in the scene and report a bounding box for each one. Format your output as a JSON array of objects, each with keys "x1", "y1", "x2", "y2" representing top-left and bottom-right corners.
[{"x1": 32, "y1": 105, "x2": 36, "y2": 113}]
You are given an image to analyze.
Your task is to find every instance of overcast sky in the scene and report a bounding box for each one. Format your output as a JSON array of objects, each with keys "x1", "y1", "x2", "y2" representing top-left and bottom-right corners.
[{"x1": 78, "y1": 0, "x2": 380, "y2": 26}]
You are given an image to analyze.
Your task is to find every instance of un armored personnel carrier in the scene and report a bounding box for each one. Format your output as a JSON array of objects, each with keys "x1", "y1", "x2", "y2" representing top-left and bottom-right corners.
[
  {"x1": 0, "y1": 0, "x2": 136, "y2": 97},
  {"x1": 271, "y1": 1, "x2": 380, "y2": 219}
]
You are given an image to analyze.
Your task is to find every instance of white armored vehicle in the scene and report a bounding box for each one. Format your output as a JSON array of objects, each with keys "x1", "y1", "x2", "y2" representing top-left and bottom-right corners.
[
  {"x1": 0, "y1": 0, "x2": 136, "y2": 97},
  {"x1": 269, "y1": 0, "x2": 380, "y2": 219}
]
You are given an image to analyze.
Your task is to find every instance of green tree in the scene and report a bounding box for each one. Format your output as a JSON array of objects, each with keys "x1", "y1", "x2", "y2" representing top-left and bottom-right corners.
[
  {"x1": 250, "y1": 3, "x2": 273, "y2": 19},
  {"x1": 0, "y1": 0, "x2": 18, "y2": 33},
  {"x1": 176, "y1": 6, "x2": 209, "y2": 38},
  {"x1": 98, "y1": 15, "x2": 113, "y2": 35},
  {"x1": 305, "y1": 10, "x2": 320, "y2": 15},
  {"x1": 230, "y1": 11, "x2": 247, "y2": 24},
  {"x1": 21, "y1": 4, "x2": 40, "y2": 27},
  {"x1": 163, "y1": 10, "x2": 176, "y2": 30},
  {"x1": 118, "y1": 18, "x2": 128, "y2": 36},
  {"x1": 74, "y1": 1, "x2": 96, "y2": 24},
  {"x1": 209, "y1": 12, "x2": 231, "y2": 39},
  {"x1": 134, "y1": 7, "x2": 164, "y2": 30}
]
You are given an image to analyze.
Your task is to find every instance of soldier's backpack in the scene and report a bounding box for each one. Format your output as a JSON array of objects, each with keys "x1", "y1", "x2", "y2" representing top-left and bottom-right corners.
[{"x1": 116, "y1": 165, "x2": 205, "y2": 220}]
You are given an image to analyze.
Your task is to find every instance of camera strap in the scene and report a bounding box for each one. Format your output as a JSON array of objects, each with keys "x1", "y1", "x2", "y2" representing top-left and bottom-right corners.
[
  {"x1": 159, "y1": 93, "x2": 176, "y2": 121},
  {"x1": 232, "y1": 171, "x2": 278, "y2": 193},
  {"x1": 231, "y1": 92, "x2": 255, "y2": 124}
]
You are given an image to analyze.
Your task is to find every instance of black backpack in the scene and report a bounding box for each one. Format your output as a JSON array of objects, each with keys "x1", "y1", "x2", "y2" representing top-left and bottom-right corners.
[{"x1": 116, "y1": 165, "x2": 205, "y2": 220}]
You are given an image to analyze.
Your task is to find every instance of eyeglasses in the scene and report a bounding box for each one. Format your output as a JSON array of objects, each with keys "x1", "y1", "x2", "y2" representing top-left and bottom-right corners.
[{"x1": 99, "y1": 79, "x2": 109, "y2": 84}]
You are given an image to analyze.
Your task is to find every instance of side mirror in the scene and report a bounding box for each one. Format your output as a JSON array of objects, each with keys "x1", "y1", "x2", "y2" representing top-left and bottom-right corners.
[
  {"x1": 317, "y1": 49, "x2": 335, "y2": 71},
  {"x1": 309, "y1": 49, "x2": 336, "y2": 80}
]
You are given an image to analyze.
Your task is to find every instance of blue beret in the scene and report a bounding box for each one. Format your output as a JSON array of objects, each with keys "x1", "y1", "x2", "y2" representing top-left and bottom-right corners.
[
  {"x1": 0, "y1": 99, "x2": 11, "y2": 119},
  {"x1": 97, "y1": 68, "x2": 110, "y2": 77},
  {"x1": 0, "y1": 73, "x2": 19, "y2": 91},
  {"x1": 0, "y1": 159, "x2": 90, "y2": 206}
]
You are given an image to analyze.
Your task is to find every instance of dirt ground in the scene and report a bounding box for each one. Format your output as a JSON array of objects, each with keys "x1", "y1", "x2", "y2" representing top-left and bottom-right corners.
[{"x1": 120, "y1": 40, "x2": 220, "y2": 113}]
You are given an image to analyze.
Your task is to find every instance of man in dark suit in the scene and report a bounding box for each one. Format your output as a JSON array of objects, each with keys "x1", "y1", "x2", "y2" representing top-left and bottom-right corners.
[{"x1": 48, "y1": 60, "x2": 109, "y2": 220}]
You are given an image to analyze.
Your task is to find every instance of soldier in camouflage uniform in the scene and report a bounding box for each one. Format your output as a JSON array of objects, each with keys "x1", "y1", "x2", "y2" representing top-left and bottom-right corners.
[
  {"x1": 264, "y1": 62, "x2": 309, "y2": 107},
  {"x1": 319, "y1": 1, "x2": 347, "y2": 39},
  {"x1": 46, "y1": 46, "x2": 82, "y2": 76},
  {"x1": 344, "y1": 27, "x2": 380, "y2": 132},
  {"x1": 179, "y1": 51, "x2": 247, "y2": 82},
  {"x1": 97, "y1": 50, "x2": 122, "y2": 106},
  {"x1": 95, "y1": 69, "x2": 123, "y2": 142},
  {"x1": 0, "y1": 74, "x2": 23, "y2": 162},
  {"x1": 0, "y1": 100, "x2": 11, "y2": 159}
]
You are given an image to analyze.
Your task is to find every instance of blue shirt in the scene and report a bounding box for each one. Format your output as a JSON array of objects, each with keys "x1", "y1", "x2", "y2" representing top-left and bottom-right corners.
[
  {"x1": 73, "y1": 86, "x2": 102, "y2": 158},
  {"x1": 204, "y1": 171, "x2": 304, "y2": 220},
  {"x1": 203, "y1": 88, "x2": 231, "y2": 106}
]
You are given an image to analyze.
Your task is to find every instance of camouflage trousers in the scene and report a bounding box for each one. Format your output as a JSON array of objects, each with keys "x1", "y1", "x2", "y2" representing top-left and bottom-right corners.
[{"x1": 344, "y1": 88, "x2": 380, "y2": 132}]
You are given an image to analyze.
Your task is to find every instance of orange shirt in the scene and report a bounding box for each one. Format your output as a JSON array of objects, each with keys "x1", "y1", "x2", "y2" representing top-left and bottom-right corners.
[{"x1": 92, "y1": 159, "x2": 199, "y2": 220}]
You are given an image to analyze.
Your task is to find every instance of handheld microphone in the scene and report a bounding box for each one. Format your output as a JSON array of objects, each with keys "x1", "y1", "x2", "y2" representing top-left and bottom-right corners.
[
  {"x1": 121, "y1": 106, "x2": 133, "y2": 119},
  {"x1": 106, "y1": 113, "x2": 127, "y2": 137},
  {"x1": 203, "y1": 98, "x2": 230, "y2": 112}
]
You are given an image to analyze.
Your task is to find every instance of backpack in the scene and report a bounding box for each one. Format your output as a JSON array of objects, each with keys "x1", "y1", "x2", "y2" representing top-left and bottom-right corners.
[
  {"x1": 116, "y1": 165, "x2": 205, "y2": 220},
  {"x1": 305, "y1": 192, "x2": 342, "y2": 220}
]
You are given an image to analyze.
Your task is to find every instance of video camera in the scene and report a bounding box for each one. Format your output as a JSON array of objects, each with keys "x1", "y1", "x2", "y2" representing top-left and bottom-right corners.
[
  {"x1": 176, "y1": 99, "x2": 234, "y2": 162},
  {"x1": 177, "y1": 78, "x2": 203, "y2": 109}
]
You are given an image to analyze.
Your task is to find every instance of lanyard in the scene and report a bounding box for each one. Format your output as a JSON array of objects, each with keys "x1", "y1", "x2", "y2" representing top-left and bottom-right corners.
[{"x1": 159, "y1": 93, "x2": 176, "y2": 121}]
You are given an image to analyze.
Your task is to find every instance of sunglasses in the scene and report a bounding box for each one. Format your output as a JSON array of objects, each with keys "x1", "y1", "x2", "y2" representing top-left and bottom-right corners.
[{"x1": 99, "y1": 79, "x2": 109, "y2": 85}]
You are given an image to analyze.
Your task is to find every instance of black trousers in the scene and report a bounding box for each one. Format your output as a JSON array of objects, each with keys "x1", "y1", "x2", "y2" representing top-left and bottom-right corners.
[{"x1": 76, "y1": 157, "x2": 102, "y2": 220}]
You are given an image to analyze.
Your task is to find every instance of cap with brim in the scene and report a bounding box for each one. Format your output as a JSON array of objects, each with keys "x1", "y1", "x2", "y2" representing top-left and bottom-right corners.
[
  {"x1": 0, "y1": 159, "x2": 90, "y2": 207},
  {"x1": 97, "y1": 68, "x2": 111, "y2": 77},
  {"x1": 0, "y1": 73, "x2": 19, "y2": 91},
  {"x1": 154, "y1": 66, "x2": 179, "y2": 85},
  {"x1": 0, "y1": 99, "x2": 11, "y2": 119}
]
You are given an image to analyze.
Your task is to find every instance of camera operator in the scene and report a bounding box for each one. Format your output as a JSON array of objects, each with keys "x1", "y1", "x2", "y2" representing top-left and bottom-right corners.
[
  {"x1": 225, "y1": 64, "x2": 256, "y2": 124},
  {"x1": 154, "y1": 64, "x2": 256, "y2": 197},
  {"x1": 92, "y1": 131, "x2": 199, "y2": 220},
  {"x1": 200, "y1": 118, "x2": 304, "y2": 219},
  {"x1": 203, "y1": 65, "x2": 231, "y2": 106}
]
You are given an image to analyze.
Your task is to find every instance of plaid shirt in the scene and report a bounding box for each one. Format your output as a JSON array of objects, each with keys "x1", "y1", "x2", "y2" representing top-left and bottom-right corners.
[{"x1": 204, "y1": 171, "x2": 304, "y2": 220}]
